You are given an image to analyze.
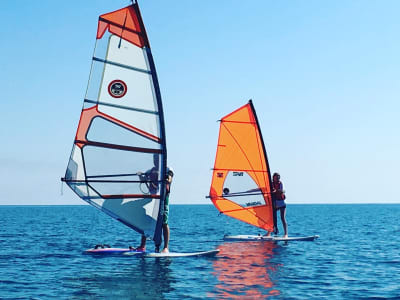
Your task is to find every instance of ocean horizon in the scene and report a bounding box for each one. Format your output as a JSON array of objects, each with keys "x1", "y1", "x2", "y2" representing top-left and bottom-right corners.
[{"x1": 2, "y1": 203, "x2": 399, "y2": 206}]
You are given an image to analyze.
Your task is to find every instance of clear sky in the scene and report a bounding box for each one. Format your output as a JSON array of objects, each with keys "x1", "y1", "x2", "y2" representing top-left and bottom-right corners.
[{"x1": 1, "y1": 0, "x2": 399, "y2": 205}]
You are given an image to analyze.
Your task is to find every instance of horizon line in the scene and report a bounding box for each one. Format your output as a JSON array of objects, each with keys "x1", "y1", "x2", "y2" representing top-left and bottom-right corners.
[{"x1": 1, "y1": 202, "x2": 400, "y2": 206}]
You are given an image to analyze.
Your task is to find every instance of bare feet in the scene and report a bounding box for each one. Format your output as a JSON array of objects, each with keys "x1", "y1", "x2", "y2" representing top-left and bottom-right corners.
[
  {"x1": 161, "y1": 248, "x2": 169, "y2": 253},
  {"x1": 283, "y1": 235, "x2": 288, "y2": 238}
]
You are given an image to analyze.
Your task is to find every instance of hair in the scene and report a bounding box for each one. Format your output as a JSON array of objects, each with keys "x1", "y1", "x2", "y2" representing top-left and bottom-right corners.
[{"x1": 272, "y1": 172, "x2": 280, "y2": 179}]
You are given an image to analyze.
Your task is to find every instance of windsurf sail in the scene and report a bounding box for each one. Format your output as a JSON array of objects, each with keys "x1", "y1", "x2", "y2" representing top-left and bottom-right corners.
[
  {"x1": 62, "y1": 1, "x2": 167, "y2": 246},
  {"x1": 208, "y1": 100, "x2": 276, "y2": 233}
]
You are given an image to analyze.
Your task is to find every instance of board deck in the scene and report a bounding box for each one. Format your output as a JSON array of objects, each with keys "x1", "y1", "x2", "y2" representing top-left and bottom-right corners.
[
  {"x1": 223, "y1": 235, "x2": 319, "y2": 242},
  {"x1": 85, "y1": 247, "x2": 144, "y2": 255},
  {"x1": 141, "y1": 249, "x2": 220, "y2": 258},
  {"x1": 85, "y1": 247, "x2": 219, "y2": 257}
]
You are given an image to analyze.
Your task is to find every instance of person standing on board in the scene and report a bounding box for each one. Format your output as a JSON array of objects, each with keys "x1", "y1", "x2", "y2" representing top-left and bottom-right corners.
[
  {"x1": 133, "y1": 154, "x2": 160, "y2": 252},
  {"x1": 133, "y1": 164, "x2": 174, "y2": 253},
  {"x1": 271, "y1": 172, "x2": 288, "y2": 238},
  {"x1": 160, "y1": 167, "x2": 173, "y2": 253}
]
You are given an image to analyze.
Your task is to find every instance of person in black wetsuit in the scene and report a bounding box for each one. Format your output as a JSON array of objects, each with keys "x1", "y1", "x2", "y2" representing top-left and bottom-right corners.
[
  {"x1": 134, "y1": 156, "x2": 174, "y2": 253},
  {"x1": 160, "y1": 167, "x2": 173, "y2": 253},
  {"x1": 135, "y1": 154, "x2": 160, "y2": 252}
]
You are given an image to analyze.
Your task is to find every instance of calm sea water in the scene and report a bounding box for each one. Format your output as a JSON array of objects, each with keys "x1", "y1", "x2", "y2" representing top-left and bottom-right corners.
[{"x1": 0, "y1": 204, "x2": 399, "y2": 299}]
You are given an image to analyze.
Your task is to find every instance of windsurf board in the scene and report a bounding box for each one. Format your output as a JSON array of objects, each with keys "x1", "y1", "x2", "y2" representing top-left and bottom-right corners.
[
  {"x1": 223, "y1": 235, "x2": 319, "y2": 241},
  {"x1": 85, "y1": 247, "x2": 219, "y2": 257}
]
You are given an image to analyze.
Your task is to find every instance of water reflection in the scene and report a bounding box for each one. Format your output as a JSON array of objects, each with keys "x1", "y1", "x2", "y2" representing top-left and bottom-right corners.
[
  {"x1": 66, "y1": 257, "x2": 175, "y2": 299},
  {"x1": 211, "y1": 241, "x2": 281, "y2": 299}
]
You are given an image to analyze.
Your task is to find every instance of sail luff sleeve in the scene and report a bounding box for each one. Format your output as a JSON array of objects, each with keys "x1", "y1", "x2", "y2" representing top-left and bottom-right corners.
[
  {"x1": 248, "y1": 100, "x2": 276, "y2": 233},
  {"x1": 134, "y1": 1, "x2": 167, "y2": 247}
]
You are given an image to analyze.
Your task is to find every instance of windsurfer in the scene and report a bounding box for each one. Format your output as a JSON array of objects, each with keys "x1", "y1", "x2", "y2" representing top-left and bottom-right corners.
[
  {"x1": 160, "y1": 167, "x2": 173, "y2": 253},
  {"x1": 135, "y1": 161, "x2": 173, "y2": 253},
  {"x1": 135, "y1": 154, "x2": 160, "y2": 252},
  {"x1": 271, "y1": 172, "x2": 288, "y2": 238},
  {"x1": 137, "y1": 154, "x2": 160, "y2": 195}
]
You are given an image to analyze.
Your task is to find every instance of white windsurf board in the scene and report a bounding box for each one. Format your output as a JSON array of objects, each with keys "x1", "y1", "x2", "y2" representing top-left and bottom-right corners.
[
  {"x1": 223, "y1": 235, "x2": 319, "y2": 242},
  {"x1": 123, "y1": 249, "x2": 220, "y2": 257}
]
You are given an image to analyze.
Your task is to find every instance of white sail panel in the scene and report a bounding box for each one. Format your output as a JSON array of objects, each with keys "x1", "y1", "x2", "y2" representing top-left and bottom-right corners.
[
  {"x1": 106, "y1": 34, "x2": 150, "y2": 71},
  {"x1": 91, "y1": 197, "x2": 159, "y2": 237},
  {"x1": 86, "y1": 116, "x2": 161, "y2": 149},
  {"x1": 66, "y1": 145, "x2": 85, "y2": 181},
  {"x1": 97, "y1": 45, "x2": 160, "y2": 137}
]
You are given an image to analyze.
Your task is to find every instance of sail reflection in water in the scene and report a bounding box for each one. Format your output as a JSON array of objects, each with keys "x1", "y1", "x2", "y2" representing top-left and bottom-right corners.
[{"x1": 210, "y1": 241, "x2": 281, "y2": 299}]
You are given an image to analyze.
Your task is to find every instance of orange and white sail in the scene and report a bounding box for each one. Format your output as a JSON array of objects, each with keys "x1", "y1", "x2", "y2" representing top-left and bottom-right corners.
[
  {"x1": 209, "y1": 100, "x2": 276, "y2": 233},
  {"x1": 62, "y1": 2, "x2": 167, "y2": 246}
]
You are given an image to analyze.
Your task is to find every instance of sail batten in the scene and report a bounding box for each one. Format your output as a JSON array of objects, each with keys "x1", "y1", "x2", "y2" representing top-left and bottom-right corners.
[
  {"x1": 84, "y1": 100, "x2": 159, "y2": 115},
  {"x1": 213, "y1": 168, "x2": 268, "y2": 173},
  {"x1": 63, "y1": 3, "x2": 167, "y2": 245},
  {"x1": 92, "y1": 57, "x2": 152, "y2": 74},
  {"x1": 209, "y1": 101, "x2": 276, "y2": 232},
  {"x1": 221, "y1": 120, "x2": 257, "y2": 124},
  {"x1": 98, "y1": 17, "x2": 143, "y2": 36},
  {"x1": 75, "y1": 140, "x2": 162, "y2": 152}
]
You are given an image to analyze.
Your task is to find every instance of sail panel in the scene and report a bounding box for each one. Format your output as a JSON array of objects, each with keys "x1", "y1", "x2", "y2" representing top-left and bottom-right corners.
[
  {"x1": 97, "y1": 6, "x2": 146, "y2": 48},
  {"x1": 63, "y1": 3, "x2": 167, "y2": 244},
  {"x1": 222, "y1": 171, "x2": 266, "y2": 207},
  {"x1": 96, "y1": 61, "x2": 156, "y2": 112},
  {"x1": 86, "y1": 116, "x2": 161, "y2": 149},
  {"x1": 95, "y1": 33, "x2": 160, "y2": 138},
  {"x1": 66, "y1": 145, "x2": 85, "y2": 181},
  {"x1": 82, "y1": 146, "x2": 160, "y2": 194},
  {"x1": 104, "y1": 34, "x2": 150, "y2": 72},
  {"x1": 209, "y1": 101, "x2": 274, "y2": 232}
]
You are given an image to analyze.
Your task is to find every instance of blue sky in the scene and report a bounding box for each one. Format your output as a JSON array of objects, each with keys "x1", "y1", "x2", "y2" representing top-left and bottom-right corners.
[{"x1": 1, "y1": 0, "x2": 399, "y2": 205}]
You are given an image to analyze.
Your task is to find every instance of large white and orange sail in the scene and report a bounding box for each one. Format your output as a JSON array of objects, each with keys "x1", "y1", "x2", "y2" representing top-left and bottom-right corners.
[
  {"x1": 209, "y1": 100, "x2": 276, "y2": 233},
  {"x1": 62, "y1": 2, "x2": 167, "y2": 246}
]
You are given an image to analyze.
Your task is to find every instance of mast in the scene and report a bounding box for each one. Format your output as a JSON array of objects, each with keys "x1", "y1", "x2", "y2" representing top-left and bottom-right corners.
[
  {"x1": 248, "y1": 100, "x2": 277, "y2": 233},
  {"x1": 133, "y1": 0, "x2": 167, "y2": 247}
]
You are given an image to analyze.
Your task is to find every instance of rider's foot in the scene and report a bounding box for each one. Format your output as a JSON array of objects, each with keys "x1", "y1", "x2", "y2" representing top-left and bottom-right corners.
[{"x1": 161, "y1": 248, "x2": 169, "y2": 253}]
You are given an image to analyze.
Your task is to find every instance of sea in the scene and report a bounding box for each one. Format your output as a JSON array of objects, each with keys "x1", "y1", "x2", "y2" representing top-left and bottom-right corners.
[{"x1": 0, "y1": 204, "x2": 399, "y2": 299}]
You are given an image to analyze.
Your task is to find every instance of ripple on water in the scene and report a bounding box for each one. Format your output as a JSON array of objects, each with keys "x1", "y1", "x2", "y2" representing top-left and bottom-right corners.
[{"x1": 0, "y1": 205, "x2": 400, "y2": 299}]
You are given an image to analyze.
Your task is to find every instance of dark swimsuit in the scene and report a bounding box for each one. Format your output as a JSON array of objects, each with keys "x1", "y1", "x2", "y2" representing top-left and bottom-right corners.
[{"x1": 272, "y1": 181, "x2": 286, "y2": 209}]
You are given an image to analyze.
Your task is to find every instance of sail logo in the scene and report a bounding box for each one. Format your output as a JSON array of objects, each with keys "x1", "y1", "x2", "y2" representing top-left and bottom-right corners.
[
  {"x1": 233, "y1": 172, "x2": 243, "y2": 176},
  {"x1": 108, "y1": 80, "x2": 127, "y2": 98},
  {"x1": 246, "y1": 201, "x2": 261, "y2": 207}
]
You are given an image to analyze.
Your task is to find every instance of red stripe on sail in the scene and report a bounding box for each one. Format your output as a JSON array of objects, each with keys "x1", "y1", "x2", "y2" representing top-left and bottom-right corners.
[{"x1": 96, "y1": 5, "x2": 148, "y2": 48}]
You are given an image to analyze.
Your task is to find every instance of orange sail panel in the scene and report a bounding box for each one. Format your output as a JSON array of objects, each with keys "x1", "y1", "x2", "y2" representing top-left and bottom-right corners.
[
  {"x1": 209, "y1": 101, "x2": 275, "y2": 232},
  {"x1": 97, "y1": 6, "x2": 147, "y2": 47}
]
